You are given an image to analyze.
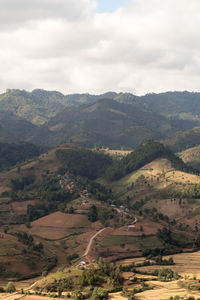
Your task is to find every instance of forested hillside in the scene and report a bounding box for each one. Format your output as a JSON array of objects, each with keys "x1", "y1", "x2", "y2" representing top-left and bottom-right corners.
[
  {"x1": 0, "y1": 111, "x2": 39, "y2": 143},
  {"x1": 31, "y1": 99, "x2": 178, "y2": 148},
  {"x1": 0, "y1": 142, "x2": 44, "y2": 171},
  {"x1": 163, "y1": 126, "x2": 200, "y2": 152},
  {"x1": 56, "y1": 148, "x2": 112, "y2": 179},
  {"x1": 0, "y1": 89, "x2": 200, "y2": 152},
  {"x1": 105, "y1": 140, "x2": 191, "y2": 181},
  {"x1": 0, "y1": 89, "x2": 65, "y2": 125}
]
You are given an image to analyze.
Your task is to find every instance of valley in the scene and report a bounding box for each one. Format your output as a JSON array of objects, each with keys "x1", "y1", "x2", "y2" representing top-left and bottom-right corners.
[
  {"x1": 0, "y1": 140, "x2": 200, "y2": 300},
  {"x1": 0, "y1": 90, "x2": 200, "y2": 299}
]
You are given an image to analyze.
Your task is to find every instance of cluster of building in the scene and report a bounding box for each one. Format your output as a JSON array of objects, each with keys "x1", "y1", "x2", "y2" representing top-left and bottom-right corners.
[
  {"x1": 58, "y1": 172, "x2": 77, "y2": 191},
  {"x1": 80, "y1": 189, "x2": 91, "y2": 198},
  {"x1": 111, "y1": 204, "x2": 129, "y2": 214}
]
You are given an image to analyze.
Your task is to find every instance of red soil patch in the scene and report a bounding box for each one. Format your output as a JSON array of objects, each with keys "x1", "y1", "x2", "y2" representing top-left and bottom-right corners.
[
  {"x1": 16, "y1": 212, "x2": 92, "y2": 239},
  {"x1": 0, "y1": 232, "x2": 17, "y2": 240},
  {"x1": 112, "y1": 221, "x2": 162, "y2": 236},
  {"x1": 16, "y1": 225, "x2": 84, "y2": 240},
  {"x1": 31, "y1": 212, "x2": 90, "y2": 228},
  {"x1": 0, "y1": 253, "x2": 46, "y2": 277},
  {"x1": 91, "y1": 221, "x2": 103, "y2": 231},
  {"x1": 0, "y1": 202, "x2": 10, "y2": 212},
  {"x1": 12, "y1": 200, "x2": 36, "y2": 214},
  {"x1": 22, "y1": 296, "x2": 63, "y2": 300},
  {"x1": 136, "y1": 221, "x2": 162, "y2": 235},
  {"x1": 15, "y1": 212, "x2": 92, "y2": 240}
]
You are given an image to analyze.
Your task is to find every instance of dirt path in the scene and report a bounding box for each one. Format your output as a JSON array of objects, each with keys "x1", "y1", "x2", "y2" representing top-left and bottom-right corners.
[{"x1": 83, "y1": 228, "x2": 108, "y2": 257}]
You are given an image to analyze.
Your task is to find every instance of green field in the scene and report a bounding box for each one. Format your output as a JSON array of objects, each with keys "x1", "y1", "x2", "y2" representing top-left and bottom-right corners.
[{"x1": 99, "y1": 235, "x2": 162, "y2": 250}]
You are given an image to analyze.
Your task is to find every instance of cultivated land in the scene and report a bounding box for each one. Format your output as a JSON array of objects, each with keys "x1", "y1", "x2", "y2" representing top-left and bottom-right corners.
[
  {"x1": 3, "y1": 251, "x2": 200, "y2": 299},
  {"x1": 1, "y1": 141, "x2": 200, "y2": 299}
]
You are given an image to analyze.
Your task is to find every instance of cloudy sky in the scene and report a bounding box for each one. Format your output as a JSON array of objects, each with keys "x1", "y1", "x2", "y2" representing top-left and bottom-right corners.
[{"x1": 0, "y1": 0, "x2": 200, "y2": 95}]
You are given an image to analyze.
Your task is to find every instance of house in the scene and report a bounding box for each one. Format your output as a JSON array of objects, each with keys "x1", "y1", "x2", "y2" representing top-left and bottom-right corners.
[{"x1": 128, "y1": 225, "x2": 135, "y2": 231}]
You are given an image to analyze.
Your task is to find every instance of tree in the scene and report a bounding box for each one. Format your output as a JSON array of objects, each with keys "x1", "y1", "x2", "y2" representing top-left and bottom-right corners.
[
  {"x1": 195, "y1": 234, "x2": 200, "y2": 247},
  {"x1": 91, "y1": 287, "x2": 108, "y2": 300},
  {"x1": 158, "y1": 268, "x2": 179, "y2": 281},
  {"x1": 6, "y1": 282, "x2": 16, "y2": 293},
  {"x1": 88, "y1": 205, "x2": 98, "y2": 222}
]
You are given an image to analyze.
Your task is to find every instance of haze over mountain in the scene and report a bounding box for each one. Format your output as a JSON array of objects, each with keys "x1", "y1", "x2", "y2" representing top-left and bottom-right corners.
[
  {"x1": 0, "y1": 110, "x2": 39, "y2": 143},
  {"x1": 31, "y1": 98, "x2": 178, "y2": 148},
  {"x1": 1, "y1": 89, "x2": 200, "y2": 125},
  {"x1": 0, "y1": 89, "x2": 200, "y2": 150}
]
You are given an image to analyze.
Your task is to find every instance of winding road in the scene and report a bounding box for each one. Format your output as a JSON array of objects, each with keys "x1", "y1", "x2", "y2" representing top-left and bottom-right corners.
[
  {"x1": 0, "y1": 215, "x2": 138, "y2": 298},
  {"x1": 83, "y1": 227, "x2": 108, "y2": 257},
  {"x1": 83, "y1": 214, "x2": 138, "y2": 258}
]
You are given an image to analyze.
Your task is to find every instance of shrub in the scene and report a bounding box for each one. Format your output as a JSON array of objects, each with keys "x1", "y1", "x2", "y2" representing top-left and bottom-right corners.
[
  {"x1": 91, "y1": 287, "x2": 108, "y2": 300},
  {"x1": 6, "y1": 282, "x2": 16, "y2": 293}
]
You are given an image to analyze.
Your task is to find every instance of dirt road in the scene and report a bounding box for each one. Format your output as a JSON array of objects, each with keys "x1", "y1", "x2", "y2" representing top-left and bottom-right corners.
[{"x1": 83, "y1": 228, "x2": 108, "y2": 257}]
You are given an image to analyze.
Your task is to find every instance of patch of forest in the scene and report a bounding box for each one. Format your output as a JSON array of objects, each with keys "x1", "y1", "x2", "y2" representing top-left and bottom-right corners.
[
  {"x1": 105, "y1": 140, "x2": 194, "y2": 181},
  {"x1": 56, "y1": 148, "x2": 112, "y2": 180},
  {"x1": 0, "y1": 142, "x2": 44, "y2": 171}
]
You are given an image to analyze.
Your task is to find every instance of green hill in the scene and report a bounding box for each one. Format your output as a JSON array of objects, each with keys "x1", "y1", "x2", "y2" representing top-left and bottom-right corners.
[
  {"x1": 1, "y1": 89, "x2": 200, "y2": 152},
  {"x1": 136, "y1": 91, "x2": 200, "y2": 123},
  {"x1": 179, "y1": 145, "x2": 200, "y2": 171},
  {"x1": 0, "y1": 89, "x2": 122, "y2": 126},
  {"x1": 163, "y1": 126, "x2": 200, "y2": 152},
  {"x1": 56, "y1": 148, "x2": 112, "y2": 180},
  {"x1": 0, "y1": 140, "x2": 200, "y2": 282},
  {"x1": 0, "y1": 89, "x2": 65, "y2": 125},
  {"x1": 105, "y1": 140, "x2": 190, "y2": 181},
  {"x1": 31, "y1": 99, "x2": 178, "y2": 148},
  {"x1": 0, "y1": 142, "x2": 44, "y2": 171},
  {"x1": 0, "y1": 111, "x2": 39, "y2": 143}
]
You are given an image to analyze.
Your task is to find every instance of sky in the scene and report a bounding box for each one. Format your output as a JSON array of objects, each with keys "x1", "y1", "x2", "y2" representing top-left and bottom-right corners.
[
  {"x1": 97, "y1": 0, "x2": 130, "y2": 13},
  {"x1": 0, "y1": 0, "x2": 200, "y2": 95}
]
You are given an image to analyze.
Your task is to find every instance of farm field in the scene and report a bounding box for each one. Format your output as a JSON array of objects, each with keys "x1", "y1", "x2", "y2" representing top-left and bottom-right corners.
[
  {"x1": 0, "y1": 237, "x2": 25, "y2": 255},
  {"x1": 92, "y1": 230, "x2": 164, "y2": 260},
  {"x1": 139, "y1": 251, "x2": 200, "y2": 277},
  {"x1": 1, "y1": 296, "x2": 63, "y2": 300},
  {"x1": 103, "y1": 157, "x2": 200, "y2": 197},
  {"x1": 136, "y1": 280, "x2": 194, "y2": 300},
  {"x1": 99, "y1": 235, "x2": 162, "y2": 249},
  {"x1": 117, "y1": 250, "x2": 200, "y2": 277},
  {"x1": 112, "y1": 251, "x2": 200, "y2": 299},
  {"x1": 5, "y1": 249, "x2": 200, "y2": 300},
  {"x1": 1, "y1": 141, "x2": 200, "y2": 299},
  {"x1": 12, "y1": 200, "x2": 36, "y2": 214},
  {"x1": 112, "y1": 221, "x2": 162, "y2": 236},
  {"x1": 15, "y1": 212, "x2": 92, "y2": 240},
  {"x1": 30, "y1": 212, "x2": 90, "y2": 228}
]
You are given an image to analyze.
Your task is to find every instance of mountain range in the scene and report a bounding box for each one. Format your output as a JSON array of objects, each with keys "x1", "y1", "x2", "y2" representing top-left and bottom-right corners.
[{"x1": 1, "y1": 89, "x2": 200, "y2": 151}]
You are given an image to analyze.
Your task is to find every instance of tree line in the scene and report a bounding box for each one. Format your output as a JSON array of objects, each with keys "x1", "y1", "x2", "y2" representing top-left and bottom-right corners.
[{"x1": 105, "y1": 140, "x2": 193, "y2": 181}]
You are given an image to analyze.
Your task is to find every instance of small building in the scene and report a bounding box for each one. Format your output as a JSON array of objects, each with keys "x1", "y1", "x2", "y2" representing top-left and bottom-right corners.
[{"x1": 128, "y1": 225, "x2": 135, "y2": 231}]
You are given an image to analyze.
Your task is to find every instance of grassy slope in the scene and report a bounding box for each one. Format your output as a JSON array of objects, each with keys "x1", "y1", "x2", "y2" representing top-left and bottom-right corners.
[
  {"x1": 31, "y1": 99, "x2": 178, "y2": 148},
  {"x1": 163, "y1": 126, "x2": 200, "y2": 152},
  {"x1": 179, "y1": 145, "x2": 200, "y2": 171},
  {"x1": 0, "y1": 143, "x2": 200, "y2": 281}
]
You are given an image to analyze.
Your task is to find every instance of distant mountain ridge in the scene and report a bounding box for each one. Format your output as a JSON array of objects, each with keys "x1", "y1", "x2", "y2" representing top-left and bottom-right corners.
[
  {"x1": 0, "y1": 88, "x2": 200, "y2": 150},
  {"x1": 163, "y1": 126, "x2": 200, "y2": 152},
  {"x1": 30, "y1": 98, "x2": 180, "y2": 148},
  {"x1": 0, "y1": 89, "x2": 66, "y2": 125},
  {"x1": 0, "y1": 111, "x2": 39, "y2": 143},
  {"x1": 0, "y1": 89, "x2": 124, "y2": 125},
  {"x1": 1, "y1": 89, "x2": 200, "y2": 126}
]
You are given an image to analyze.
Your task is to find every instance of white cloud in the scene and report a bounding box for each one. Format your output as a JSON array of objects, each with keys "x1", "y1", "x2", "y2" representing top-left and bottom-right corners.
[
  {"x1": 0, "y1": 0, "x2": 200, "y2": 95},
  {"x1": 0, "y1": 0, "x2": 96, "y2": 29}
]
